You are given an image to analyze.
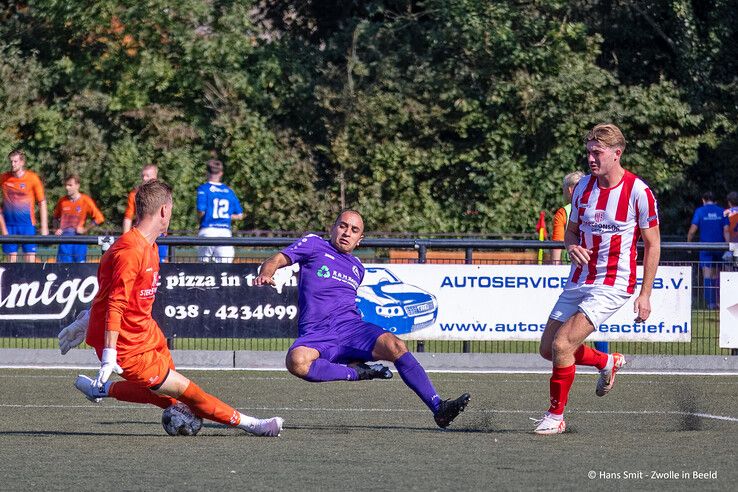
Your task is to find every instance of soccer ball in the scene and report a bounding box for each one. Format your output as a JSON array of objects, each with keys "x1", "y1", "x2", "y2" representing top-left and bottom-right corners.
[{"x1": 161, "y1": 403, "x2": 203, "y2": 436}]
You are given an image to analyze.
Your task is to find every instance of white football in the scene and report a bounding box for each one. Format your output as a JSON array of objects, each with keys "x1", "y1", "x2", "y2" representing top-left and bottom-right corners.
[{"x1": 162, "y1": 402, "x2": 203, "y2": 436}]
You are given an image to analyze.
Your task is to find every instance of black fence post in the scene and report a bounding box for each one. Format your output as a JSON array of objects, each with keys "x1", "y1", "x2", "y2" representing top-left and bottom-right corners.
[
  {"x1": 462, "y1": 247, "x2": 473, "y2": 353},
  {"x1": 416, "y1": 241, "x2": 427, "y2": 353}
]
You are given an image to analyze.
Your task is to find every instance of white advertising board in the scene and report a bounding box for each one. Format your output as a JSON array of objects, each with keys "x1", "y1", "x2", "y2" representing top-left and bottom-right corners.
[
  {"x1": 358, "y1": 265, "x2": 691, "y2": 341},
  {"x1": 719, "y1": 272, "x2": 738, "y2": 348}
]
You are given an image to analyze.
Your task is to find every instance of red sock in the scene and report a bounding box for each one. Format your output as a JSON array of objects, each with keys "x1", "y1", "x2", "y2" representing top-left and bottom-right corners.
[
  {"x1": 548, "y1": 364, "x2": 576, "y2": 415},
  {"x1": 574, "y1": 345, "x2": 609, "y2": 370},
  {"x1": 109, "y1": 381, "x2": 177, "y2": 410},
  {"x1": 178, "y1": 381, "x2": 241, "y2": 427}
]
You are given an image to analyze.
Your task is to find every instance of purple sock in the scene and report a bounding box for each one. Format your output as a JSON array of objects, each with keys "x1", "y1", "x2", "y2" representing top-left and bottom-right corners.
[
  {"x1": 305, "y1": 359, "x2": 358, "y2": 382},
  {"x1": 395, "y1": 352, "x2": 441, "y2": 413}
]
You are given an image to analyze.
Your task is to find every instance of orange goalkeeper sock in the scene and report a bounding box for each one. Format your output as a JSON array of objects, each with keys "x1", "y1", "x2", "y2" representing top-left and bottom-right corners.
[
  {"x1": 109, "y1": 381, "x2": 177, "y2": 410},
  {"x1": 178, "y1": 381, "x2": 241, "y2": 426}
]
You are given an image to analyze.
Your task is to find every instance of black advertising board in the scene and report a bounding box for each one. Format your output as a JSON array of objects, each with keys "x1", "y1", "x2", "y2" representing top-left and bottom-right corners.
[{"x1": 0, "y1": 263, "x2": 298, "y2": 338}]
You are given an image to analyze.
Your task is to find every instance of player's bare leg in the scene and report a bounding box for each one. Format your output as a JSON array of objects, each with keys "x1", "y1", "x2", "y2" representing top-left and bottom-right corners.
[
  {"x1": 155, "y1": 370, "x2": 283, "y2": 437},
  {"x1": 539, "y1": 318, "x2": 564, "y2": 361}
]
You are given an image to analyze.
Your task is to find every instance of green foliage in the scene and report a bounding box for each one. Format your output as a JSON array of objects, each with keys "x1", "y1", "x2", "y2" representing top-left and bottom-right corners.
[{"x1": 0, "y1": 0, "x2": 733, "y2": 236}]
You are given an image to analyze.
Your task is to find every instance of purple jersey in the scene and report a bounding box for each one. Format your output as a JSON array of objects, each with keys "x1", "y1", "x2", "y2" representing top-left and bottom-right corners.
[{"x1": 281, "y1": 234, "x2": 364, "y2": 333}]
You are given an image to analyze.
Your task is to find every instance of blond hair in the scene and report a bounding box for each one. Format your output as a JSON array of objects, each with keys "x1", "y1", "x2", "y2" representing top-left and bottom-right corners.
[
  {"x1": 586, "y1": 123, "x2": 626, "y2": 151},
  {"x1": 563, "y1": 171, "x2": 585, "y2": 190}
]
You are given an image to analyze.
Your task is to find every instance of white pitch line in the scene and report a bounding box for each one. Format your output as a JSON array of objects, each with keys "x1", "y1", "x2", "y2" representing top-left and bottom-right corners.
[
  {"x1": 2, "y1": 365, "x2": 738, "y2": 376},
  {"x1": 1, "y1": 404, "x2": 736, "y2": 423}
]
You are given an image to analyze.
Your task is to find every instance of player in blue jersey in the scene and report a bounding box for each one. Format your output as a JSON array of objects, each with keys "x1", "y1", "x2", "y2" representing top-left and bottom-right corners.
[
  {"x1": 196, "y1": 159, "x2": 243, "y2": 263},
  {"x1": 255, "y1": 210, "x2": 470, "y2": 429},
  {"x1": 687, "y1": 191, "x2": 729, "y2": 309}
]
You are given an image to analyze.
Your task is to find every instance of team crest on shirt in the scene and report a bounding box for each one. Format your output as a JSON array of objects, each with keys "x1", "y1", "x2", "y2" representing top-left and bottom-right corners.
[
  {"x1": 75, "y1": 206, "x2": 82, "y2": 213},
  {"x1": 19, "y1": 183, "x2": 25, "y2": 190},
  {"x1": 594, "y1": 211, "x2": 605, "y2": 222}
]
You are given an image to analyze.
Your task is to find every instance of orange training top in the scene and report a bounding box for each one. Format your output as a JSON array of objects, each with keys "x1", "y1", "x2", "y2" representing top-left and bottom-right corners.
[
  {"x1": 728, "y1": 208, "x2": 738, "y2": 242},
  {"x1": 552, "y1": 206, "x2": 569, "y2": 241},
  {"x1": 0, "y1": 170, "x2": 45, "y2": 226},
  {"x1": 123, "y1": 189, "x2": 137, "y2": 220},
  {"x1": 86, "y1": 228, "x2": 165, "y2": 359},
  {"x1": 53, "y1": 193, "x2": 105, "y2": 231}
]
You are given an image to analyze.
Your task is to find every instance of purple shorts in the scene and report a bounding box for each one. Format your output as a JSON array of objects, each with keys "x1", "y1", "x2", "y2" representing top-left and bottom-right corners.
[{"x1": 289, "y1": 318, "x2": 386, "y2": 364}]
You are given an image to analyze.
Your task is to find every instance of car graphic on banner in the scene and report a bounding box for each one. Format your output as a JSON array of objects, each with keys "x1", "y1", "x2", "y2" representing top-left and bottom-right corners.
[{"x1": 356, "y1": 267, "x2": 438, "y2": 334}]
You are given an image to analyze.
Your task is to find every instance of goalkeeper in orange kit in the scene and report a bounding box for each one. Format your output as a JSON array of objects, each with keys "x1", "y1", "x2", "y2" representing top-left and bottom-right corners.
[{"x1": 73, "y1": 179, "x2": 283, "y2": 436}]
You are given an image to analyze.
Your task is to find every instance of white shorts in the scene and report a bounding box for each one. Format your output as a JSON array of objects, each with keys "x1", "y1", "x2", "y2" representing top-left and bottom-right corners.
[
  {"x1": 198, "y1": 227, "x2": 234, "y2": 263},
  {"x1": 549, "y1": 285, "x2": 631, "y2": 327}
]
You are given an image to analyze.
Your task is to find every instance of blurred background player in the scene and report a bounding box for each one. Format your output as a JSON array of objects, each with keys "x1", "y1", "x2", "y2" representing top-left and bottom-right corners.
[
  {"x1": 535, "y1": 123, "x2": 660, "y2": 435},
  {"x1": 123, "y1": 163, "x2": 168, "y2": 262},
  {"x1": 687, "y1": 191, "x2": 728, "y2": 309},
  {"x1": 552, "y1": 171, "x2": 609, "y2": 353},
  {"x1": 53, "y1": 173, "x2": 105, "y2": 262},
  {"x1": 0, "y1": 149, "x2": 48, "y2": 262},
  {"x1": 255, "y1": 210, "x2": 470, "y2": 429},
  {"x1": 196, "y1": 159, "x2": 243, "y2": 263},
  {"x1": 552, "y1": 171, "x2": 585, "y2": 264},
  {"x1": 723, "y1": 191, "x2": 738, "y2": 264},
  {"x1": 74, "y1": 180, "x2": 283, "y2": 436}
]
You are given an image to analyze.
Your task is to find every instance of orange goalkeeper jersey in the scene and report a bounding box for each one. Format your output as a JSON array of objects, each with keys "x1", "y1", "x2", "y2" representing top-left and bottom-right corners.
[{"x1": 86, "y1": 228, "x2": 165, "y2": 359}]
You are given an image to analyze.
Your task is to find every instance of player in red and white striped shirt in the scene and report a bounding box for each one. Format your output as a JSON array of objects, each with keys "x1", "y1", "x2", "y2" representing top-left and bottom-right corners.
[{"x1": 534, "y1": 123, "x2": 661, "y2": 435}]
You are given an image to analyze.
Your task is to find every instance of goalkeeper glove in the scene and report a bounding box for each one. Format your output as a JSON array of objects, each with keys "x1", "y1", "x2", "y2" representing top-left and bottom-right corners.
[
  {"x1": 58, "y1": 310, "x2": 90, "y2": 355},
  {"x1": 93, "y1": 348, "x2": 123, "y2": 388}
]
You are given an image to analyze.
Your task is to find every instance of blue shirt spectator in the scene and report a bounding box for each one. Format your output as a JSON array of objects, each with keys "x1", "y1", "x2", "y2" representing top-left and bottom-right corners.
[
  {"x1": 196, "y1": 159, "x2": 243, "y2": 263},
  {"x1": 687, "y1": 191, "x2": 729, "y2": 310}
]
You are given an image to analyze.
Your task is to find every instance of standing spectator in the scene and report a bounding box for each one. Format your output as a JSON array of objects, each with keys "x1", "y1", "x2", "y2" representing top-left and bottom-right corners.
[
  {"x1": 123, "y1": 164, "x2": 168, "y2": 262},
  {"x1": 553, "y1": 170, "x2": 608, "y2": 354},
  {"x1": 687, "y1": 191, "x2": 729, "y2": 309},
  {"x1": 723, "y1": 191, "x2": 738, "y2": 264},
  {"x1": 0, "y1": 149, "x2": 49, "y2": 262},
  {"x1": 552, "y1": 171, "x2": 585, "y2": 264},
  {"x1": 196, "y1": 159, "x2": 243, "y2": 263},
  {"x1": 725, "y1": 191, "x2": 738, "y2": 242},
  {"x1": 53, "y1": 174, "x2": 105, "y2": 263}
]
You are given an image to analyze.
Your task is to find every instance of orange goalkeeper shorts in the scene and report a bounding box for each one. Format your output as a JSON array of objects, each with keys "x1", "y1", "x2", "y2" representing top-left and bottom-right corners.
[{"x1": 118, "y1": 345, "x2": 175, "y2": 389}]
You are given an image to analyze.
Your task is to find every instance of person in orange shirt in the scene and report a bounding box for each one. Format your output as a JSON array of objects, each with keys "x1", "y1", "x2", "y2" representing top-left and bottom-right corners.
[
  {"x1": 0, "y1": 149, "x2": 49, "y2": 262},
  {"x1": 725, "y1": 191, "x2": 738, "y2": 242},
  {"x1": 123, "y1": 164, "x2": 168, "y2": 261},
  {"x1": 74, "y1": 179, "x2": 283, "y2": 436},
  {"x1": 551, "y1": 171, "x2": 585, "y2": 264},
  {"x1": 53, "y1": 173, "x2": 105, "y2": 262}
]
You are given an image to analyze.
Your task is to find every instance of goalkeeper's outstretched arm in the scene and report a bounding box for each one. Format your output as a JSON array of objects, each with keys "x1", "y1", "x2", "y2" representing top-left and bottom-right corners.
[{"x1": 58, "y1": 309, "x2": 90, "y2": 354}]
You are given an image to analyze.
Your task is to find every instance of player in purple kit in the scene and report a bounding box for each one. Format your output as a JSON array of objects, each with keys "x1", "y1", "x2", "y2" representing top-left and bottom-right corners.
[{"x1": 255, "y1": 210, "x2": 470, "y2": 428}]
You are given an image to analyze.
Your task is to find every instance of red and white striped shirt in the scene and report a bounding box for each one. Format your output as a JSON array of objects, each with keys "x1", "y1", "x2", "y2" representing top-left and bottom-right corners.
[{"x1": 567, "y1": 170, "x2": 658, "y2": 294}]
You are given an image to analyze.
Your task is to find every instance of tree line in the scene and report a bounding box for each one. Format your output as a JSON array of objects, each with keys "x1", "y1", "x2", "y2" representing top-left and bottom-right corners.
[{"x1": 1, "y1": 0, "x2": 736, "y2": 236}]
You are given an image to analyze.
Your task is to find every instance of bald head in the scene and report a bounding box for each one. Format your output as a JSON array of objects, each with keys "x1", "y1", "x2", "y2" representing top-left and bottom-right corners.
[{"x1": 330, "y1": 210, "x2": 365, "y2": 254}]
